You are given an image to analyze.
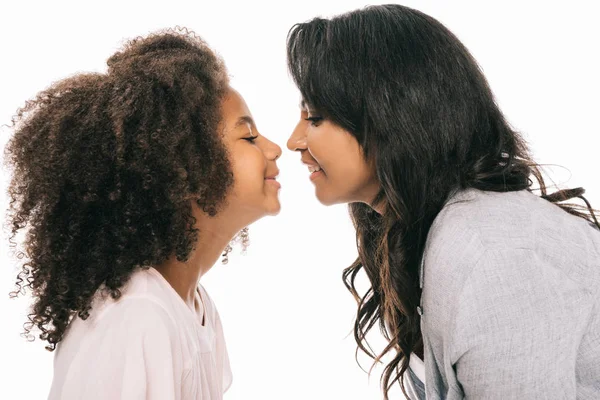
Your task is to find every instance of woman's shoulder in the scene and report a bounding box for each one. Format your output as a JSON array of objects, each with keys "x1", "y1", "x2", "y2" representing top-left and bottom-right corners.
[
  {"x1": 430, "y1": 188, "x2": 599, "y2": 251},
  {"x1": 422, "y1": 188, "x2": 600, "y2": 308},
  {"x1": 433, "y1": 189, "x2": 535, "y2": 238},
  {"x1": 423, "y1": 189, "x2": 532, "y2": 273}
]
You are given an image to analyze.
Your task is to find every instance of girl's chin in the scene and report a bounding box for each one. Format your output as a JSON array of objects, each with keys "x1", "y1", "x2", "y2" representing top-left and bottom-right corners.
[{"x1": 264, "y1": 201, "x2": 282, "y2": 216}]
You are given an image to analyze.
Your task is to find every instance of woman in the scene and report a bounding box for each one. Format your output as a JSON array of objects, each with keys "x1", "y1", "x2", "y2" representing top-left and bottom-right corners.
[
  {"x1": 5, "y1": 29, "x2": 281, "y2": 399},
  {"x1": 286, "y1": 5, "x2": 600, "y2": 399}
]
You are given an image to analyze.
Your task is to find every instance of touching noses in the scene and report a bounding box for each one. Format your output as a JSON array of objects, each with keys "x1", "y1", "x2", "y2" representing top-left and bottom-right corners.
[{"x1": 287, "y1": 120, "x2": 308, "y2": 152}]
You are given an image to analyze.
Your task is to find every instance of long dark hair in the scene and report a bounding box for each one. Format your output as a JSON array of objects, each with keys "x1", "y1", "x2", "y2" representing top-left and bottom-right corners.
[
  {"x1": 287, "y1": 4, "x2": 599, "y2": 398},
  {"x1": 5, "y1": 29, "x2": 232, "y2": 350}
]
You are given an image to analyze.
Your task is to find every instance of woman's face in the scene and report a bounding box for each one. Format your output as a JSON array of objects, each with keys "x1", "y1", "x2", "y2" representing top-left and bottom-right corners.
[
  {"x1": 220, "y1": 87, "x2": 282, "y2": 221},
  {"x1": 287, "y1": 104, "x2": 379, "y2": 206}
]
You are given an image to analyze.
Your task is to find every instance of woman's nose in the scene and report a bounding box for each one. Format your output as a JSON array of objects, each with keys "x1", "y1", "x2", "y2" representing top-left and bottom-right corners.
[{"x1": 287, "y1": 120, "x2": 308, "y2": 152}]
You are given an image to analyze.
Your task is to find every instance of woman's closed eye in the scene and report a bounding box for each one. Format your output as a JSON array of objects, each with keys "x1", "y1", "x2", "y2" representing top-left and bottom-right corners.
[
  {"x1": 243, "y1": 134, "x2": 258, "y2": 143},
  {"x1": 304, "y1": 116, "x2": 324, "y2": 127}
]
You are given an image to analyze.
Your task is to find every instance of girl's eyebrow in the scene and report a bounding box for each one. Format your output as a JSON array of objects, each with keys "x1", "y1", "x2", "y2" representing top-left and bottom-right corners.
[{"x1": 234, "y1": 115, "x2": 255, "y2": 129}]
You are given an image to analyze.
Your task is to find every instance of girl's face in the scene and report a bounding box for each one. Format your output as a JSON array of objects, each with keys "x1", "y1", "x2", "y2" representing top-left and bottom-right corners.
[
  {"x1": 220, "y1": 87, "x2": 282, "y2": 221},
  {"x1": 287, "y1": 104, "x2": 379, "y2": 206}
]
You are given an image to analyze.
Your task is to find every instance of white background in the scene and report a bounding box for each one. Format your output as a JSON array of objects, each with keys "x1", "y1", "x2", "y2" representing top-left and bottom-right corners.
[{"x1": 1, "y1": 1, "x2": 598, "y2": 399}]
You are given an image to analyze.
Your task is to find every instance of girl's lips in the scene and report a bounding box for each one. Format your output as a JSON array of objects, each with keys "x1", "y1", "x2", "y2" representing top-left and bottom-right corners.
[{"x1": 265, "y1": 177, "x2": 281, "y2": 188}]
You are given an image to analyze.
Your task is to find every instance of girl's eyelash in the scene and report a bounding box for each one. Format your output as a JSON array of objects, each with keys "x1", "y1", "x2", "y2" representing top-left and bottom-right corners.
[{"x1": 243, "y1": 135, "x2": 258, "y2": 143}]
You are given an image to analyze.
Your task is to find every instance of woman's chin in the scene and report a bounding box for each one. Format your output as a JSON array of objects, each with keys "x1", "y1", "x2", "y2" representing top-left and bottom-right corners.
[{"x1": 315, "y1": 189, "x2": 341, "y2": 207}]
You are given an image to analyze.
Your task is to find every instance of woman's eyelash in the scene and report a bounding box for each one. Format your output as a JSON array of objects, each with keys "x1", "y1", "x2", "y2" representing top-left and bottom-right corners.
[
  {"x1": 305, "y1": 116, "x2": 324, "y2": 126},
  {"x1": 243, "y1": 135, "x2": 258, "y2": 143}
]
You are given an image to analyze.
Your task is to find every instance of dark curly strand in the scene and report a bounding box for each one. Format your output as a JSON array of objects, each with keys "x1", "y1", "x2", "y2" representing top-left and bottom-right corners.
[
  {"x1": 4, "y1": 28, "x2": 233, "y2": 350},
  {"x1": 287, "y1": 5, "x2": 599, "y2": 399}
]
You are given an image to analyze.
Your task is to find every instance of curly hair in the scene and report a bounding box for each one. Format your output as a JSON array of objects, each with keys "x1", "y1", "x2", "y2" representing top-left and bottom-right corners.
[
  {"x1": 287, "y1": 5, "x2": 599, "y2": 399},
  {"x1": 4, "y1": 28, "x2": 233, "y2": 350}
]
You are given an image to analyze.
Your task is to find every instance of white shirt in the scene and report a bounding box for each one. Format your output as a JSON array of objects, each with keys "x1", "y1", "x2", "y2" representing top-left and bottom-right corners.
[
  {"x1": 405, "y1": 352, "x2": 426, "y2": 400},
  {"x1": 409, "y1": 353, "x2": 426, "y2": 383},
  {"x1": 48, "y1": 267, "x2": 232, "y2": 400}
]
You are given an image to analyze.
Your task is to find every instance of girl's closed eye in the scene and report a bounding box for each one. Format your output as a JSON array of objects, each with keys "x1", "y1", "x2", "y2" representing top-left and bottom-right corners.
[{"x1": 243, "y1": 134, "x2": 258, "y2": 143}]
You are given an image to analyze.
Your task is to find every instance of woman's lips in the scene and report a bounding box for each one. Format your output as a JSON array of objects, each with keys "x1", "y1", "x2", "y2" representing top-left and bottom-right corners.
[
  {"x1": 303, "y1": 160, "x2": 324, "y2": 182},
  {"x1": 309, "y1": 169, "x2": 324, "y2": 181}
]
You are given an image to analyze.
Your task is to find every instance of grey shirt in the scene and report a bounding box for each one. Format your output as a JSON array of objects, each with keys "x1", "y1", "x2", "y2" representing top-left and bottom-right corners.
[{"x1": 419, "y1": 189, "x2": 600, "y2": 399}]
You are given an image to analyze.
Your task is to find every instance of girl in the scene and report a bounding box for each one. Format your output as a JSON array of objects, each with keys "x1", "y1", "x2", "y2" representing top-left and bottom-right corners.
[
  {"x1": 286, "y1": 5, "x2": 600, "y2": 399},
  {"x1": 5, "y1": 29, "x2": 281, "y2": 399}
]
